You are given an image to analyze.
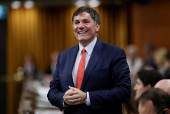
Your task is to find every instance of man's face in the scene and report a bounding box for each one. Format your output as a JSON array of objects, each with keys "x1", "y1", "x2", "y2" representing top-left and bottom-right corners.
[
  {"x1": 73, "y1": 11, "x2": 100, "y2": 47},
  {"x1": 138, "y1": 100, "x2": 157, "y2": 114},
  {"x1": 134, "y1": 78, "x2": 149, "y2": 100}
]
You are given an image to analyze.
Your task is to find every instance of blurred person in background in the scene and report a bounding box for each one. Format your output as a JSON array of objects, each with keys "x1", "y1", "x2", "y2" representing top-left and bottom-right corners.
[
  {"x1": 43, "y1": 51, "x2": 59, "y2": 87},
  {"x1": 47, "y1": 6, "x2": 131, "y2": 114},
  {"x1": 153, "y1": 47, "x2": 167, "y2": 76},
  {"x1": 155, "y1": 79, "x2": 170, "y2": 95},
  {"x1": 126, "y1": 44, "x2": 143, "y2": 89},
  {"x1": 163, "y1": 52, "x2": 170, "y2": 79},
  {"x1": 126, "y1": 44, "x2": 143, "y2": 77},
  {"x1": 138, "y1": 88, "x2": 170, "y2": 114},
  {"x1": 133, "y1": 69, "x2": 162, "y2": 102},
  {"x1": 142, "y1": 43, "x2": 157, "y2": 70},
  {"x1": 23, "y1": 52, "x2": 41, "y2": 80},
  {"x1": 45, "y1": 51, "x2": 59, "y2": 75}
]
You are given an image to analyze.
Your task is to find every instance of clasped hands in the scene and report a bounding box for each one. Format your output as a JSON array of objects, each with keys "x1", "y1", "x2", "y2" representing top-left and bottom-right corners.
[{"x1": 64, "y1": 86, "x2": 86, "y2": 105}]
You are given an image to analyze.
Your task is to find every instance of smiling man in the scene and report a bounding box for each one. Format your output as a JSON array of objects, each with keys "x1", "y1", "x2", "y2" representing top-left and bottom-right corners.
[{"x1": 47, "y1": 6, "x2": 131, "y2": 114}]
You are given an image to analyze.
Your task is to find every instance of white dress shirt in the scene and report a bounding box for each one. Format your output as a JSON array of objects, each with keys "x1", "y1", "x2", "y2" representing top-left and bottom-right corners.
[{"x1": 72, "y1": 37, "x2": 97, "y2": 106}]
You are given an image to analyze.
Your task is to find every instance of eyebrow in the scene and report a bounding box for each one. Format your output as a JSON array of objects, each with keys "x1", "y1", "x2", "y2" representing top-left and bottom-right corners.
[{"x1": 74, "y1": 19, "x2": 90, "y2": 22}]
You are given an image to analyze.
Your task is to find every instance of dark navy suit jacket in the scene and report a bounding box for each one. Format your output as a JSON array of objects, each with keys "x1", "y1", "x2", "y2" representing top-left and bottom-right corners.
[{"x1": 47, "y1": 38, "x2": 131, "y2": 114}]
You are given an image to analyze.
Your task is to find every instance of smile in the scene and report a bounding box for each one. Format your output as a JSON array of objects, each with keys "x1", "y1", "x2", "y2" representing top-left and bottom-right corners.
[{"x1": 78, "y1": 31, "x2": 87, "y2": 34}]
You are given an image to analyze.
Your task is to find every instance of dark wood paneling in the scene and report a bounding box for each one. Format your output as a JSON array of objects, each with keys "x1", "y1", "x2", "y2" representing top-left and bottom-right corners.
[{"x1": 130, "y1": 0, "x2": 170, "y2": 56}]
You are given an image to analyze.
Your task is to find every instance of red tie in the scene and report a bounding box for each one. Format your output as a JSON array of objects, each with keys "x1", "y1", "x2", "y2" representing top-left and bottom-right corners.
[{"x1": 76, "y1": 48, "x2": 86, "y2": 89}]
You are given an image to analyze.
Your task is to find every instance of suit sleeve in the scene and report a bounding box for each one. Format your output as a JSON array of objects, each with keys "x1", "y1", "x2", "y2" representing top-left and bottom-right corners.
[
  {"x1": 89, "y1": 48, "x2": 131, "y2": 109},
  {"x1": 47, "y1": 53, "x2": 65, "y2": 111}
]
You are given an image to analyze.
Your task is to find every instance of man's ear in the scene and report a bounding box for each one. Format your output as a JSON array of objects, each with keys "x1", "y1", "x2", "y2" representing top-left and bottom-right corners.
[
  {"x1": 163, "y1": 108, "x2": 170, "y2": 114},
  {"x1": 146, "y1": 84, "x2": 151, "y2": 89},
  {"x1": 95, "y1": 24, "x2": 100, "y2": 32}
]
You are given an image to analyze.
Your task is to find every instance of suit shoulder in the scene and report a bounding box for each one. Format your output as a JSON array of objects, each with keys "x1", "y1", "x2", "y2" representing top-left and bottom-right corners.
[
  {"x1": 60, "y1": 45, "x2": 78, "y2": 55},
  {"x1": 102, "y1": 42, "x2": 124, "y2": 52}
]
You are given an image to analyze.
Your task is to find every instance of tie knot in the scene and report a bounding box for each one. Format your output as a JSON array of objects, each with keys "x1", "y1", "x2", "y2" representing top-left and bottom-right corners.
[{"x1": 82, "y1": 48, "x2": 86, "y2": 53}]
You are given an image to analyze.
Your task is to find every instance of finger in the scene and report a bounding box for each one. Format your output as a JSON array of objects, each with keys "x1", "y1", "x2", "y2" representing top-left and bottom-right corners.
[
  {"x1": 69, "y1": 98, "x2": 80, "y2": 103},
  {"x1": 69, "y1": 86, "x2": 77, "y2": 91},
  {"x1": 65, "y1": 97, "x2": 80, "y2": 105},
  {"x1": 64, "y1": 93, "x2": 80, "y2": 101},
  {"x1": 69, "y1": 86, "x2": 74, "y2": 89},
  {"x1": 69, "y1": 94, "x2": 80, "y2": 99},
  {"x1": 65, "y1": 89, "x2": 78, "y2": 96}
]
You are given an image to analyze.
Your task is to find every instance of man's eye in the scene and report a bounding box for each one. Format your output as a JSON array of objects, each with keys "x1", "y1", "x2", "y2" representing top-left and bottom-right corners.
[
  {"x1": 84, "y1": 21, "x2": 89, "y2": 23},
  {"x1": 75, "y1": 22, "x2": 79, "y2": 24}
]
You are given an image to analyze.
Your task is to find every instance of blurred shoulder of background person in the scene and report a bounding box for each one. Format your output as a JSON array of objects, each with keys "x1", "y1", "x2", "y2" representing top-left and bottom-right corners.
[{"x1": 142, "y1": 43, "x2": 157, "y2": 70}]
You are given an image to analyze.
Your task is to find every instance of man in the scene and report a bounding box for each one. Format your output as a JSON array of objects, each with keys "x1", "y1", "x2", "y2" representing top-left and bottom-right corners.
[
  {"x1": 134, "y1": 69, "x2": 162, "y2": 101},
  {"x1": 155, "y1": 79, "x2": 170, "y2": 95},
  {"x1": 163, "y1": 52, "x2": 170, "y2": 79},
  {"x1": 138, "y1": 88, "x2": 170, "y2": 114},
  {"x1": 47, "y1": 6, "x2": 131, "y2": 114},
  {"x1": 142, "y1": 43, "x2": 157, "y2": 70}
]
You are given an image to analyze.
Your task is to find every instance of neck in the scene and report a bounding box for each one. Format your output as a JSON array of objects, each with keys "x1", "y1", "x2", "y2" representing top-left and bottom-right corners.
[{"x1": 80, "y1": 36, "x2": 96, "y2": 47}]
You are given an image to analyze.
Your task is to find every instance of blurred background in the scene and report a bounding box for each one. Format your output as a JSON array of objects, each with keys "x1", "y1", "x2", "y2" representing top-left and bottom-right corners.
[{"x1": 0, "y1": 0, "x2": 170, "y2": 114}]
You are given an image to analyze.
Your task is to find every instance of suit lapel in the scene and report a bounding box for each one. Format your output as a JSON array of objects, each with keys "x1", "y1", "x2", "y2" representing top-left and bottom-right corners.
[
  {"x1": 67, "y1": 45, "x2": 79, "y2": 87},
  {"x1": 81, "y1": 38, "x2": 103, "y2": 90}
]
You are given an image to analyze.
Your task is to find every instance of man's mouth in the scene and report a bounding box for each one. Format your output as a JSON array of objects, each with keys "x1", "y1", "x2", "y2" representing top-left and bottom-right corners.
[{"x1": 78, "y1": 31, "x2": 87, "y2": 34}]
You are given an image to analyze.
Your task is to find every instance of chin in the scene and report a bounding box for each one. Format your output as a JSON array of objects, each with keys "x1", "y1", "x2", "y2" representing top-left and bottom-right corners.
[
  {"x1": 134, "y1": 96, "x2": 138, "y2": 101},
  {"x1": 78, "y1": 37, "x2": 87, "y2": 41}
]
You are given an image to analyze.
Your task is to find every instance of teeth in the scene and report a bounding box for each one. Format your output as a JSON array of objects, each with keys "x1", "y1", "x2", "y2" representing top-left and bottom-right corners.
[{"x1": 78, "y1": 31, "x2": 86, "y2": 34}]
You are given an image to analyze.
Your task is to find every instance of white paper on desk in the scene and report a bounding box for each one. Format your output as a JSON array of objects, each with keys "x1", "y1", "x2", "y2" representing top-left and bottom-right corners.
[
  {"x1": 34, "y1": 109, "x2": 62, "y2": 114},
  {"x1": 35, "y1": 86, "x2": 60, "y2": 109},
  {"x1": 36, "y1": 86, "x2": 49, "y2": 98}
]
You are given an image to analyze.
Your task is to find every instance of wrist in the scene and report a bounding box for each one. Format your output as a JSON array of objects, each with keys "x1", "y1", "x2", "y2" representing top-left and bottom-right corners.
[
  {"x1": 84, "y1": 92, "x2": 87, "y2": 103},
  {"x1": 64, "y1": 100, "x2": 69, "y2": 106}
]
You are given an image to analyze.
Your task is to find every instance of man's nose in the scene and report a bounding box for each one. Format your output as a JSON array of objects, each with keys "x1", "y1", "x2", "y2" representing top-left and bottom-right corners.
[
  {"x1": 78, "y1": 22, "x2": 84, "y2": 28},
  {"x1": 134, "y1": 85, "x2": 137, "y2": 90}
]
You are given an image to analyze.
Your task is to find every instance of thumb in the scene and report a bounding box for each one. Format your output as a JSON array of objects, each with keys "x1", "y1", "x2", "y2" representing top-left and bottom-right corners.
[{"x1": 69, "y1": 86, "x2": 76, "y2": 90}]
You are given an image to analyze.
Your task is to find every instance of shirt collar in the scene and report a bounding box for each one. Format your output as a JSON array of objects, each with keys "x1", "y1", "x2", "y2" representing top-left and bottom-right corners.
[{"x1": 78, "y1": 37, "x2": 97, "y2": 56}]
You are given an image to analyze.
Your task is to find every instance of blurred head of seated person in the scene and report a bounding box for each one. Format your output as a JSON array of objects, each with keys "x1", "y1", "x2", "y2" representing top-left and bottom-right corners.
[
  {"x1": 153, "y1": 47, "x2": 167, "y2": 76},
  {"x1": 126, "y1": 44, "x2": 143, "y2": 79},
  {"x1": 134, "y1": 69, "x2": 162, "y2": 101},
  {"x1": 23, "y1": 52, "x2": 39, "y2": 80},
  {"x1": 23, "y1": 52, "x2": 36, "y2": 75},
  {"x1": 155, "y1": 79, "x2": 170, "y2": 95},
  {"x1": 142, "y1": 43, "x2": 157, "y2": 70},
  {"x1": 138, "y1": 88, "x2": 170, "y2": 114}
]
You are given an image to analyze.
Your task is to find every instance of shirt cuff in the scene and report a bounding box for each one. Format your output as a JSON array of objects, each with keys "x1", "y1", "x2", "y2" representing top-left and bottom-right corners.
[{"x1": 86, "y1": 92, "x2": 91, "y2": 106}]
